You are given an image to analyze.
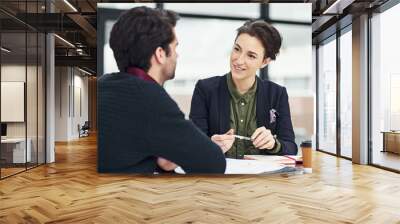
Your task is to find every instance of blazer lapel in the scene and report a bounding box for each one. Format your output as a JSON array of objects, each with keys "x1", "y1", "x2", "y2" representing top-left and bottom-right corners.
[
  {"x1": 256, "y1": 77, "x2": 271, "y2": 128},
  {"x1": 219, "y1": 75, "x2": 231, "y2": 133}
]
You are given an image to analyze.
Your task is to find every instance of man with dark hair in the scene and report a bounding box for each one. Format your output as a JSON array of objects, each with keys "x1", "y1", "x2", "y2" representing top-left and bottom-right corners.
[{"x1": 98, "y1": 6, "x2": 226, "y2": 173}]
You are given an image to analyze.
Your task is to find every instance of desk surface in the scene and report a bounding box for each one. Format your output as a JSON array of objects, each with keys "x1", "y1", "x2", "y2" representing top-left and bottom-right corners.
[
  {"x1": 381, "y1": 131, "x2": 400, "y2": 134},
  {"x1": 1, "y1": 135, "x2": 400, "y2": 223}
]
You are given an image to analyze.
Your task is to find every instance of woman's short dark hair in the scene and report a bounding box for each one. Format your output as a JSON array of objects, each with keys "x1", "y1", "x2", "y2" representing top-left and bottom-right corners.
[
  {"x1": 236, "y1": 20, "x2": 282, "y2": 60},
  {"x1": 109, "y1": 6, "x2": 179, "y2": 72}
]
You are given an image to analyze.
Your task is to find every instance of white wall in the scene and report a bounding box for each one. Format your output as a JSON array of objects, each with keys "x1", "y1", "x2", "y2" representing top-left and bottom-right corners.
[
  {"x1": 1, "y1": 63, "x2": 46, "y2": 164},
  {"x1": 55, "y1": 66, "x2": 68, "y2": 141},
  {"x1": 1, "y1": 65, "x2": 33, "y2": 138},
  {"x1": 55, "y1": 67, "x2": 89, "y2": 141}
]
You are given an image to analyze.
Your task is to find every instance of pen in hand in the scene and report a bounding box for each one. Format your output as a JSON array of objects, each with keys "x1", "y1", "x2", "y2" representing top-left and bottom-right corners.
[
  {"x1": 234, "y1": 134, "x2": 277, "y2": 141},
  {"x1": 233, "y1": 135, "x2": 251, "y2": 141}
]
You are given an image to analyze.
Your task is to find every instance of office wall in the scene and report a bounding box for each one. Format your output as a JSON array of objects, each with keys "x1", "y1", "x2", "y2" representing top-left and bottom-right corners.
[
  {"x1": 55, "y1": 67, "x2": 69, "y2": 141},
  {"x1": 1, "y1": 65, "x2": 41, "y2": 138},
  {"x1": 73, "y1": 72, "x2": 89, "y2": 137},
  {"x1": 1, "y1": 64, "x2": 25, "y2": 140},
  {"x1": 1, "y1": 82, "x2": 24, "y2": 122},
  {"x1": 1, "y1": 61, "x2": 46, "y2": 173},
  {"x1": 55, "y1": 67, "x2": 89, "y2": 141}
]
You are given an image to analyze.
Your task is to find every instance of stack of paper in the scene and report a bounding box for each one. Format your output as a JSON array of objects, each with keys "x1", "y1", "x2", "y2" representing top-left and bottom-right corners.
[
  {"x1": 175, "y1": 158, "x2": 286, "y2": 174},
  {"x1": 243, "y1": 155, "x2": 299, "y2": 166}
]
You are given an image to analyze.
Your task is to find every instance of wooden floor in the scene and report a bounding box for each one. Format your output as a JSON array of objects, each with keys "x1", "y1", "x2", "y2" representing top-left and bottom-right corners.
[
  {"x1": 1, "y1": 135, "x2": 400, "y2": 223},
  {"x1": 1, "y1": 163, "x2": 45, "y2": 178},
  {"x1": 0, "y1": 167, "x2": 26, "y2": 178}
]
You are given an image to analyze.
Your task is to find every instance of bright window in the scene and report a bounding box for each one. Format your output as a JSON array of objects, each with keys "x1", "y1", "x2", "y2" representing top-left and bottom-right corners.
[
  {"x1": 339, "y1": 29, "x2": 352, "y2": 158},
  {"x1": 318, "y1": 37, "x2": 337, "y2": 154},
  {"x1": 371, "y1": 3, "x2": 400, "y2": 170}
]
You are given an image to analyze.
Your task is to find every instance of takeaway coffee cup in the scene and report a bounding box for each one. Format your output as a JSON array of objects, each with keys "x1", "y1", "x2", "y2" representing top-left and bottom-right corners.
[{"x1": 300, "y1": 140, "x2": 312, "y2": 173}]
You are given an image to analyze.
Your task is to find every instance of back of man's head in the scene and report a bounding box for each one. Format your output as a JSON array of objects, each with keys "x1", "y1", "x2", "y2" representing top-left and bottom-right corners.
[{"x1": 109, "y1": 6, "x2": 179, "y2": 73}]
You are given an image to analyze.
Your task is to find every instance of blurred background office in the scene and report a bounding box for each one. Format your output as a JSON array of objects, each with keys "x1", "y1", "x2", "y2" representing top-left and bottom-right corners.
[{"x1": 99, "y1": 3, "x2": 313, "y2": 148}]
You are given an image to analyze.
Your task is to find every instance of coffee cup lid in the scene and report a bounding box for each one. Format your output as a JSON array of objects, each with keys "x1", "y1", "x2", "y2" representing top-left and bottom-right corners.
[{"x1": 300, "y1": 140, "x2": 312, "y2": 148}]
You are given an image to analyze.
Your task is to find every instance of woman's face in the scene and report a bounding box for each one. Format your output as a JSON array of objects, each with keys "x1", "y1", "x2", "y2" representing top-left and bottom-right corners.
[{"x1": 230, "y1": 33, "x2": 270, "y2": 81}]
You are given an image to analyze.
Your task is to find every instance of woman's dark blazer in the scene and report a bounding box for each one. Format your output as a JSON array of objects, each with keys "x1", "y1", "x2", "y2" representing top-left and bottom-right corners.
[{"x1": 189, "y1": 74, "x2": 298, "y2": 155}]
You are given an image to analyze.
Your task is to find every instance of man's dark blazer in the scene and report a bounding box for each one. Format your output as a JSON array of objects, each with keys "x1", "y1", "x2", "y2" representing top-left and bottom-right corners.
[
  {"x1": 97, "y1": 72, "x2": 226, "y2": 173},
  {"x1": 189, "y1": 74, "x2": 297, "y2": 155}
]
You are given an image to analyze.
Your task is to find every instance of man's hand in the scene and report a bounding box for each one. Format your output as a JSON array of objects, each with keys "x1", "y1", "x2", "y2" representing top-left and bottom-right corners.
[
  {"x1": 251, "y1": 127, "x2": 275, "y2": 150},
  {"x1": 157, "y1": 157, "x2": 177, "y2": 171},
  {"x1": 211, "y1": 129, "x2": 235, "y2": 153}
]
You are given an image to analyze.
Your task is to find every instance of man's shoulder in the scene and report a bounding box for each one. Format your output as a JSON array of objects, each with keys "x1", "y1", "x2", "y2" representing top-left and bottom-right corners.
[
  {"x1": 99, "y1": 73, "x2": 180, "y2": 114},
  {"x1": 98, "y1": 72, "x2": 127, "y2": 81},
  {"x1": 99, "y1": 72, "x2": 141, "y2": 81},
  {"x1": 98, "y1": 72, "x2": 135, "y2": 87},
  {"x1": 99, "y1": 72, "x2": 160, "y2": 89},
  {"x1": 98, "y1": 72, "x2": 170, "y2": 104}
]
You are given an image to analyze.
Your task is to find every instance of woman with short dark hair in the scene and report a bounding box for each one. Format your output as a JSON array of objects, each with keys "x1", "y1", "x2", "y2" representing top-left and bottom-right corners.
[{"x1": 189, "y1": 20, "x2": 297, "y2": 158}]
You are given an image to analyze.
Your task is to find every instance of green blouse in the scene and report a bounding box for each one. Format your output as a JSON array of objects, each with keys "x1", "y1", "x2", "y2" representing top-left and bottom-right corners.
[{"x1": 226, "y1": 73, "x2": 281, "y2": 158}]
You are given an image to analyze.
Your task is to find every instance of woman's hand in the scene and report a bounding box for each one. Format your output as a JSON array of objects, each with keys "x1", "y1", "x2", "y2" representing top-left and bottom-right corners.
[
  {"x1": 211, "y1": 129, "x2": 235, "y2": 153},
  {"x1": 157, "y1": 157, "x2": 178, "y2": 171},
  {"x1": 251, "y1": 127, "x2": 275, "y2": 150}
]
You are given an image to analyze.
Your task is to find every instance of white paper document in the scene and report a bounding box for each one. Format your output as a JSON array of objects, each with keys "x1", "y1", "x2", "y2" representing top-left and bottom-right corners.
[{"x1": 175, "y1": 158, "x2": 286, "y2": 174}]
